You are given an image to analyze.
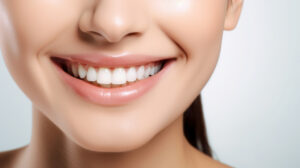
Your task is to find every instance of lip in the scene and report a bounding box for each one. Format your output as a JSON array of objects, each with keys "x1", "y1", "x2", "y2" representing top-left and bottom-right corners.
[
  {"x1": 52, "y1": 53, "x2": 175, "y2": 68},
  {"x1": 52, "y1": 56, "x2": 176, "y2": 106}
]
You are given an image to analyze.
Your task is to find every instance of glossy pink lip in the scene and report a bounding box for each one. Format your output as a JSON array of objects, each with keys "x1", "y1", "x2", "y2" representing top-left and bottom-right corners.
[
  {"x1": 52, "y1": 57, "x2": 175, "y2": 106},
  {"x1": 52, "y1": 53, "x2": 175, "y2": 68}
]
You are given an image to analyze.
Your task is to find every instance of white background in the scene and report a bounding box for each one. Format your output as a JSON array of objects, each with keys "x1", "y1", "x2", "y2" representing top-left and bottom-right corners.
[{"x1": 0, "y1": 1, "x2": 299, "y2": 168}]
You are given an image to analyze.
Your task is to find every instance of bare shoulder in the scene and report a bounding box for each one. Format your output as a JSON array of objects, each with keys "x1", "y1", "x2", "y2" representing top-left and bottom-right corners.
[
  {"x1": 187, "y1": 145, "x2": 232, "y2": 168},
  {"x1": 195, "y1": 153, "x2": 232, "y2": 168},
  {"x1": 207, "y1": 158, "x2": 232, "y2": 168},
  {"x1": 0, "y1": 147, "x2": 27, "y2": 168}
]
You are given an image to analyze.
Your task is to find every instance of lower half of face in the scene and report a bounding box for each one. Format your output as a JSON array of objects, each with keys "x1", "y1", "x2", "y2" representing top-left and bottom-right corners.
[{"x1": 0, "y1": 0, "x2": 227, "y2": 152}]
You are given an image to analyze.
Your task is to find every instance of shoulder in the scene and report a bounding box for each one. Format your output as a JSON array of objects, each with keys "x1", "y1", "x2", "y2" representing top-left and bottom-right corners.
[
  {"x1": 195, "y1": 153, "x2": 232, "y2": 168},
  {"x1": 187, "y1": 145, "x2": 232, "y2": 168},
  {"x1": 0, "y1": 147, "x2": 26, "y2": 168},
  {"x1": 207, "y1": 159, "x2": 232, "y2": 168}
]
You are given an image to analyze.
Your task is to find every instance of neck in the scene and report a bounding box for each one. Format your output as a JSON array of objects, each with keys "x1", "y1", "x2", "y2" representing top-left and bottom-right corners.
[{"x1": 18, "y1": 105, "x2": 202, "y2": 168}]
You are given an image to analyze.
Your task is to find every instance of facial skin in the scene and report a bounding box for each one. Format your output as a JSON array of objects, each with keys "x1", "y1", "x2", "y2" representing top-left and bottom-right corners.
[{"x1": 0, "y1": 0, "x2": 242, "y2": 164}]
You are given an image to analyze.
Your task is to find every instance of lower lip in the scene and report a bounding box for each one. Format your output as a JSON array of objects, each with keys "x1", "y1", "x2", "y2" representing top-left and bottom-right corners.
[{"x1": 53, "y1": 59, "x2": 175, "y2": 106}]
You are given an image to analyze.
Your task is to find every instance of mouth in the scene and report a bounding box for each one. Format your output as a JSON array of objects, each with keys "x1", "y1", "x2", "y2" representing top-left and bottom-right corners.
[{"x1": 51, "y1": 54, "x2": 176, "y2": 106}]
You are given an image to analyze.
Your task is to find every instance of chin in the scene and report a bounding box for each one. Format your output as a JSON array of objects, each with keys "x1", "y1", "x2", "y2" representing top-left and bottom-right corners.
[
  {"x1": 75, "y1": 137, "x2": 150, "y2": 153},
  {"x1": 70, "y1": 129, "x2": 155, "y2": 153},
  {"x1": 60, "y1": 112, "x2": 160, "y2": 153}
]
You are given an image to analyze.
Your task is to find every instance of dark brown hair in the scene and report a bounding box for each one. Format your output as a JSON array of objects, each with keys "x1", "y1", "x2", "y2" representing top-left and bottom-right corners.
[{"x1": 183, "y1": 94, "x2": 212, "y2": 156}]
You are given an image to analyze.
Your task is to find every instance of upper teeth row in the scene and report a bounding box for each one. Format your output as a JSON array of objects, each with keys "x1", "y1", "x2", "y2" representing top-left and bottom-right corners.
[{"x1": 68, "y1": 63, "x2": 162, "y2": 86}]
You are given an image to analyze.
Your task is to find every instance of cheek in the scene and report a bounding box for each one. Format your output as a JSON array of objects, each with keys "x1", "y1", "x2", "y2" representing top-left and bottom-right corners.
[
  {"x1": 153, "y1": 0, "x2": 226, "y2": 55},
  {"x1": 0, "y1": 0, "x2": 83, "y2": 113},
  {"x1": 1, "y1": 0, "x2": 81, "y2": 55},
  {"x1": 153, "y1": 0, "x2": 226, "y2": 88}
]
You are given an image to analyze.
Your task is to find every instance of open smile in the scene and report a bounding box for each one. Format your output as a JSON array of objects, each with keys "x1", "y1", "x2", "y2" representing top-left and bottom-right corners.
[{"x1": 51, "y1": 53, "x2": 176, "y2": 106}]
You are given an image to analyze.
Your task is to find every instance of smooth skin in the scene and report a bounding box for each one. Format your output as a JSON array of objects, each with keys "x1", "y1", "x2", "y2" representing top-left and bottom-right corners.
[{"x1": 0, "y1": 0, "x2": 243, "y2": 168}]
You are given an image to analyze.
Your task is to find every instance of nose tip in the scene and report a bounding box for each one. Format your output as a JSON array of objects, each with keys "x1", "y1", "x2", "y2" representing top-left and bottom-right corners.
[{"x1": 79, "y1": 1, "x2": 148, "y2": 43}]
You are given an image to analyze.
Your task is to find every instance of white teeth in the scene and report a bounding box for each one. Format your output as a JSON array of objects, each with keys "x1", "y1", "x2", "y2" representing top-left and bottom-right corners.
[
  {"x1": 112, "y1": 68, "x2": 127, "y2": 85},
  {"x1": 70, "y1": 62, "x2": 163, "y2": 87},
  {"x1": 126, "y1": 67, "x2": 137, "y2": 82},
  {"x1": 97, "y1": 68, "x2": 112, "y2": 85},
  {"x1": 153, "y1": 66, "x2": 158, "y2": 74},
  {"x1": 150, "y1": 66, "x2": 155, "y2": 76},
  {"x1": 72, "y1": 64, "x2": 79, "y2": 77},
  {"x1": 157, "y1": 64, "x2": 162, "y2": 71},
  {"x1": 78, "y1": 65, "x2": 87, "y2": 79},
  {"x1": 137, "y1": 66, "x2": 145, "y2": 80},
  {"x1": 144, "y1": 66, "x2": 151, "y2": 78},
  {"x1": 154, "y1": 64, "x2": 161, "y2": 74},
  {"x1": 87, "y1": 67, "x2": 97, "y2": 82}
]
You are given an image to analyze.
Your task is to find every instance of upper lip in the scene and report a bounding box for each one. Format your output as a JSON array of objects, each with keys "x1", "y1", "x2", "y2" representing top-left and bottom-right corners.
[{"x1": 51, "y1": 53, "x2": 176, "y2": 68}]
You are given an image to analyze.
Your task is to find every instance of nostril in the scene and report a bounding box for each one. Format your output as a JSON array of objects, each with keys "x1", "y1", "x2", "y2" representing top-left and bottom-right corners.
[
  {"x1": 90, "y1": 31, "x2": 102, "y2": 36},
  {"x1": 88, "y1": 30, "x2": 140, "y2": 43},
  {"x1": 127, "y1": 32, "x2": 140, "y2": 37}
]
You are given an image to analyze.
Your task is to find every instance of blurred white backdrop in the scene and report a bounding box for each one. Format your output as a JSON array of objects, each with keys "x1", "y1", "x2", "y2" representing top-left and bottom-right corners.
[{"x1": 0, "y1": 0, "x2": 299, "y2": 168}]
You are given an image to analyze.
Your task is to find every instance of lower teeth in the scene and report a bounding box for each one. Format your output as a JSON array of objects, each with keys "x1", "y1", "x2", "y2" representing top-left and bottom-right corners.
[
  {"x1": 76, "y1": 72, "x2": 158, "y2": 88},
  {"x1": 87, "y1": 81, "x2": 134, "y2": 88}
]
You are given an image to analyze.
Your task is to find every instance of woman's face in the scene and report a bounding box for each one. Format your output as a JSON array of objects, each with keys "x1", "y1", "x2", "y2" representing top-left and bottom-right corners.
[{"x1": 0, "y1": 0, "x2": 242, "y2": 152}]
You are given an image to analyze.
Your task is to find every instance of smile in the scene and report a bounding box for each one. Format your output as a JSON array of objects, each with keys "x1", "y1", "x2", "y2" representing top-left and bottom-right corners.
[{"x1": 51, "y1": 53, "x2": 176, "y2": 106}]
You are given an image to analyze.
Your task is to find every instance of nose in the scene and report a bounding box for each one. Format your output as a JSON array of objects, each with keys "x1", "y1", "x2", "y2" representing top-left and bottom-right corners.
[{"x1": 79, "y1": 0, "x2": 149, "y2": 43}]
